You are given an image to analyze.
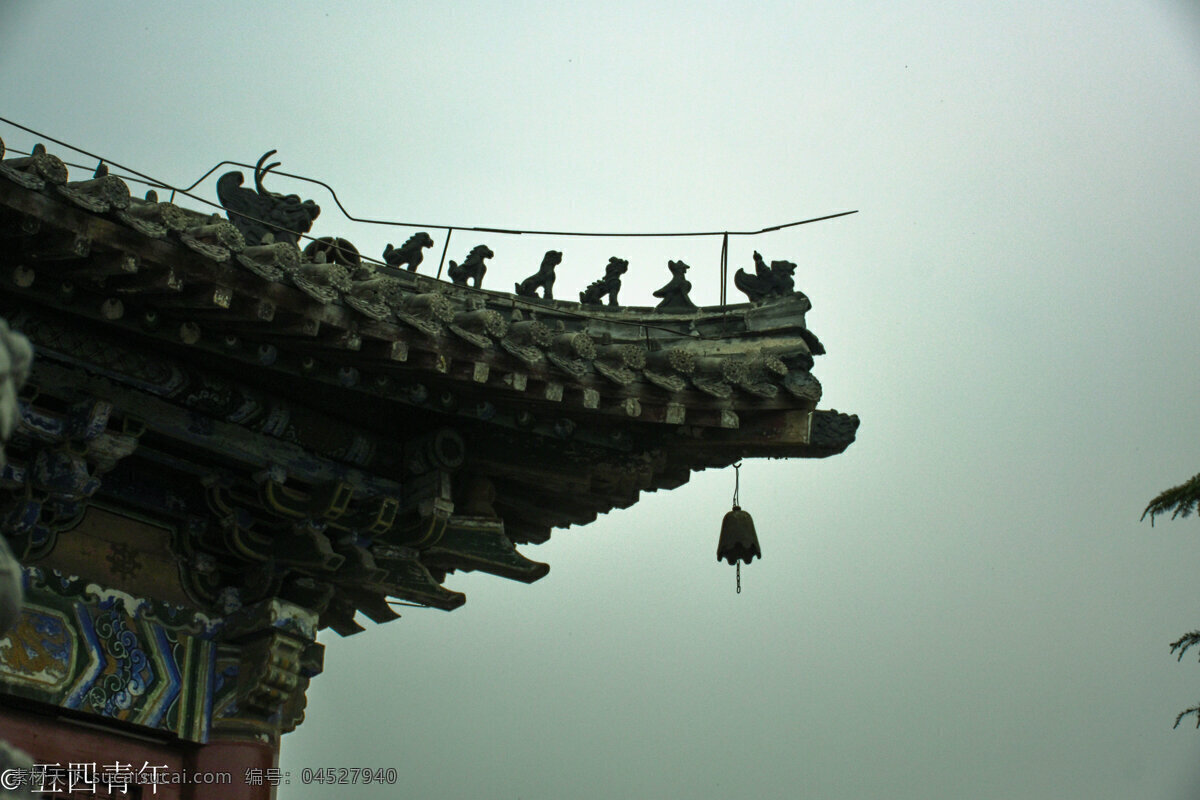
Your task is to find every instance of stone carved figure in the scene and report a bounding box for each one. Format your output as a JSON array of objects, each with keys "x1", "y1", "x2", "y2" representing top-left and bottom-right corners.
[
  {"x1": 448, "y1": 245, "x2": 494, "y2": 288},
  {"x1": 653, "y1": 260, "x2": 697, "y2": 311},
  {"x1": 217, "y1": 150, "x2": 321, "y2": 247},
  {"x1": 383, "y1": 232, "x2": 435, "y2": 272},
  {"x1": 734, "y1": 251, "x2": 797, "y2": 301},
  {"x1": 579, "y1": 257, "x2": 629, "y2": 306},
  {"x1": 515, "y1": 250, "x2": 562, "y2": 299},
  {"x1": 303, "y1": 236, "x2": 361, "y2": 269}
]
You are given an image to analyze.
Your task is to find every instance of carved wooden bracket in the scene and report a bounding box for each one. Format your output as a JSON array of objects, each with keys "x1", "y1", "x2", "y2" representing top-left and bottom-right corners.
[{"x1": 212, "y1": 598, "x2": 323, "y2": 739}]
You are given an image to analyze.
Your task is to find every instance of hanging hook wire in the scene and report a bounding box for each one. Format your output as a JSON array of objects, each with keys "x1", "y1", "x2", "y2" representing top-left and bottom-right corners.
[{"x1": 732, "y1": 460, "x2": 744, "y2": 593}]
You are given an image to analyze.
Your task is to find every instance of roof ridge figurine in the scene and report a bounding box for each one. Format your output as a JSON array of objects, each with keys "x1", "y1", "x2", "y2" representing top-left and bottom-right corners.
[
  {"x1": 447, "y1": 245, "x2": 494, "y2": 288},
  {"x1": 579, "y1": 257, "x2": 628, "y2": 307},
  {"x1": 217, "y1": 150, "x2": 320, "y2": 247},
  {"x1": 653, "y1": 260, "x2": 696, "y2": 311},
  {"x1": 515, "y1": 250, "x2": 562, "y2": 299},
  {"x1": 383, "y1": 231, "x2": 434, "y2": 272},
  {"x1": 734, "y1": 250, "x2": 797, "y2": 301}
]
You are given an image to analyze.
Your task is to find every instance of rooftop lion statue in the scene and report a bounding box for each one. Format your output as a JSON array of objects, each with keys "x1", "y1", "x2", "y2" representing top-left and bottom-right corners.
[
  {"x1": 383, "y1": 231, "x2": 435, "y2": 272},
  {"x1": 448, "y1": 245, "x2": 494, "y2": 288}
]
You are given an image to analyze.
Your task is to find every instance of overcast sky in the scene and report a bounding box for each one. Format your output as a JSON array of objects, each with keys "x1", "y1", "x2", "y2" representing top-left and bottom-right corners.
[{"x1": 4, "y1": 2, "x2": 1200, "y2": 798}]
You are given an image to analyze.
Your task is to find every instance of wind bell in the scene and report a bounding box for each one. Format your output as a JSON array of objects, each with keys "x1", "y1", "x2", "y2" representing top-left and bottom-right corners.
[{"x1": 717, "y1": 462, "x2": 761, "y2": 593}]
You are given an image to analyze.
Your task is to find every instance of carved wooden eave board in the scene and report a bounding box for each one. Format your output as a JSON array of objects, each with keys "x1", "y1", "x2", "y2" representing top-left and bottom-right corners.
[{"x1": 0, "y1": 141, "x2": 858, "y2": 637}]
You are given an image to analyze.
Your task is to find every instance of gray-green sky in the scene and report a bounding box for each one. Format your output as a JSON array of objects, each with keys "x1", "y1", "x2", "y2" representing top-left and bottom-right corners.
[{"x1": 3, "y1": 1, "x2": 1200, "y2": 797}]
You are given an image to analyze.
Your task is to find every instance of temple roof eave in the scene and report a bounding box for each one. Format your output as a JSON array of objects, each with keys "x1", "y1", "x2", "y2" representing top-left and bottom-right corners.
[
  {"x1": 0, "y1": 141, "x2": 858, "y2": 635},
  {"x1": 0, "y1": 162, "x2": 833, "y2": 428}
]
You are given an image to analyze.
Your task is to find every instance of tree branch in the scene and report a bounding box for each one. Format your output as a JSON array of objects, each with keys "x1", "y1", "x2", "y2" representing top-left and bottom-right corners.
[
  {"x1": 1170, "y1": 631, "x2": 1200, "y2": 662},
  {"x1": 1174, "y1": 705, "x2": 1200, "y2": 729},
  {"x1": 1142, "y1": 473, "x2": 1200, "y2": 526}
]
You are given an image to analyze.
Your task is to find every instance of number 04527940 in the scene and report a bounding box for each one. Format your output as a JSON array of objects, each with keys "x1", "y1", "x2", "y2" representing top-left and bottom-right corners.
[{"x1": 300, "y1": 768, "x2": 398, "y2": 785}]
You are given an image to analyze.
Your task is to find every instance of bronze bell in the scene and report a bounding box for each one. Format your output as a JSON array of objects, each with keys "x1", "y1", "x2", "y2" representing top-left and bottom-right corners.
[{"x1": 717, "y1": 505, "x2": 761, "y2": 566}]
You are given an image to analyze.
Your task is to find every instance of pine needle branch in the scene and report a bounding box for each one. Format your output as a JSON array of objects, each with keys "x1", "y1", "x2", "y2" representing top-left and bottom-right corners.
[
  {"x1": 1174, "y1": 705, "x2": 1200, "y2": 729},
  {"x1": 1142, "y1": 473, "x2": 1200, "y2": 526},
  {"x1": 1171, "y1": 631, "x2": 1200, "y2": 662}
]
